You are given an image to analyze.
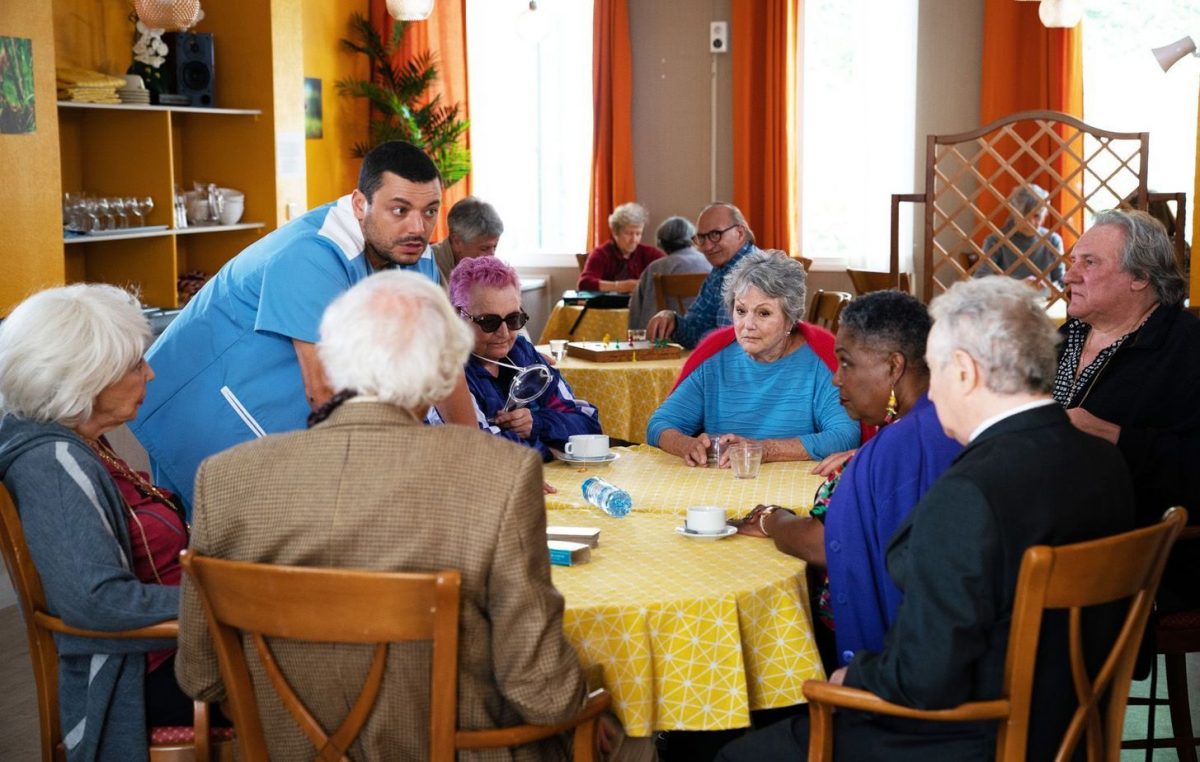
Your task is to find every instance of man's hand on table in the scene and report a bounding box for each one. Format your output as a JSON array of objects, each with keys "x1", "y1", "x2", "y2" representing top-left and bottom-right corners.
[{"x1": 646, "y1": 310, "x2": 677, "y2": 342}]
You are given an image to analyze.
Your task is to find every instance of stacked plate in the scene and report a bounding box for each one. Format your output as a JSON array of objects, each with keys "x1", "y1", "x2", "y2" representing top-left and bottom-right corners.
[{"x1": 118, "y1": 74, "x2": 151, "y2": 105}]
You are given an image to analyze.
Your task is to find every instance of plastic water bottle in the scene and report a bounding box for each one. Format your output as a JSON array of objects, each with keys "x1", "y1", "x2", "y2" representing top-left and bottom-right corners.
[{"x1": 581, "y1": 477, "x2": 632, "y2": 518}]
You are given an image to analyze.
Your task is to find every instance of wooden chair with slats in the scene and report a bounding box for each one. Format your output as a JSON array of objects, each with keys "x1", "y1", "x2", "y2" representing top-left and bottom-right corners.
[
  {"x1": 654, "y1": 272, "x2": 709, "y2": 315},
  {"x1": 575, "y1": 253, "x2": 589, "y2": 272},
  {"x1": 179, "y1": 551, "x2": 611, "y2": 762},
  {"x1": 0, "y1": 484, "x2": 232, "y2": 762},
  {"x1": 805, "y1": 290, "x2": 852, "y2": 333},
  {"x1": 803, "y1": 507, "x2": 1187, "y2": 762},
  {"x1": 845, "y1": 268, "x2": 912, "y2": 296}
]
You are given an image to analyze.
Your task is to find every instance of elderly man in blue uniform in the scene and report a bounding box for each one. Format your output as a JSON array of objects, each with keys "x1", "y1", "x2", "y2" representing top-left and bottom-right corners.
[
  {"x1": 131, "y1": 141, "x2": 475, "y2": 509},
  {"x1": 645, "y1": 202, "x2": 762, "y2": 348}
]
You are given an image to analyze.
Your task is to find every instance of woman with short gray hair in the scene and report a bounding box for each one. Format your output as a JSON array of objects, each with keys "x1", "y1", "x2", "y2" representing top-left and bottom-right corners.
[
  {"x1": 0, "y1": 284, "x2": 218, "y2": 758},
  {"x1": 578, "y1": 201, "x2": 665, "y2": 293},
  {"x1": 648, "y1": 251, "x2": 858, "y2": 466}
]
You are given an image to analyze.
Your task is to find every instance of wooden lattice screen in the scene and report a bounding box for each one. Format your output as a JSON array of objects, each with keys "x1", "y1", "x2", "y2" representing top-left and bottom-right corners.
[{"x1": 888, "y1": 109, "x2": 1183, "y2": 309}]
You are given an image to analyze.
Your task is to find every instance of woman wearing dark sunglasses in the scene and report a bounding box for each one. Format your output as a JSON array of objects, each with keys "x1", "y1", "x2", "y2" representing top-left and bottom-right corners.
[{"x1": 449, "y1": 256, "x2": 603, "y2": 461}]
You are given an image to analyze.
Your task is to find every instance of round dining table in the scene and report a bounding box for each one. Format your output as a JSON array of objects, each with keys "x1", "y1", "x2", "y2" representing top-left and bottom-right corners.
[{"x1": 544, "y1": 445, "x2": 829, "y2": 736}]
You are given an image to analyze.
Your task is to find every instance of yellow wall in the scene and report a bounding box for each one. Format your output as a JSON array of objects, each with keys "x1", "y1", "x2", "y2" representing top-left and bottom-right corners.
[
  {"x1": 53, "y1": 0, "x2": 131, "y2": 74},
  {"x1": 0, "y1": 1, "x2": 65, "y2": 314},
  {"x1": 303, "y1": 0, "x2": 369, "y2": 207}
]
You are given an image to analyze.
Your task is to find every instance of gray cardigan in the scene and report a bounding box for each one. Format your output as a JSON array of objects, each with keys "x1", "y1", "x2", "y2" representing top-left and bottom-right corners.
[{"x1": 0, "y1": 414, "x2": 178, "y2": 761}]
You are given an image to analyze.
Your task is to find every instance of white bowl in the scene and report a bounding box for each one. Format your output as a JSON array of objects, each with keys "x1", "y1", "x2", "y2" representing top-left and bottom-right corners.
[{"x1": 219, "y1": 200, "x2": 245, "y2": 225}]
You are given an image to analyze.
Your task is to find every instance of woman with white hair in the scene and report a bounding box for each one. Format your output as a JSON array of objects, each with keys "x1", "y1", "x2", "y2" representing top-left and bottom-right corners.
[
  {"x1": 647, "y1": 251, "x2": 858, "y2": 466},
  {"x1": 0, "y1": 284, "x2": 211, "y2": 759},
  {"x1": 577, "y1": 201, "x2": 664, "y2": 292}
]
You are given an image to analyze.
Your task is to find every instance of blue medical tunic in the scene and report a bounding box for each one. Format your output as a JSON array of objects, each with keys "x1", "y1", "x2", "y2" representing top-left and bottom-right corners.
[{"x1": 130, "y1": 195, "x2": 439, "y2": 510}]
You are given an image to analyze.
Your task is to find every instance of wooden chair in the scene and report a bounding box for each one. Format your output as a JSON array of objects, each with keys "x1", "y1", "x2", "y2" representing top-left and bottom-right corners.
[
  {"x1": 803, "y1": 507, "x2": 1188, "y2": 762},
  {"x1": 806, "y1": 289, "x2": 852, "y2": 332},
  {"x1": 180, "y1": 551, "x2": 611, "y2": 762},
  {"x1": 845, "y1": 268, "x2": 912, "y2": 296},
  {"x1": 796, "y1": 255, "x2": 813, "y2": 271},
  {"x1": 1123, "y1": 525, "x2": 1200, "y2": 760},
  {"x1": 575, "y1": 253, "x2": 589, "y2": 272},
  {"x1": 0, "y1": 484, "x2": 232, "y2": 762},
  {"x1": 654, "y1": 272, "x2": 709, "y2": 314}
]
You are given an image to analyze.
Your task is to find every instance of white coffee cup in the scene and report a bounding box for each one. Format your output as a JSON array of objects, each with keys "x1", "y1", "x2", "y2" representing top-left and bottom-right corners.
[
  {"x1": 686, "y1": 506, "x2": 727, "y2": 534},
  {"x1": 564, "y1": 434, "x2": 609, "y2": 459}
]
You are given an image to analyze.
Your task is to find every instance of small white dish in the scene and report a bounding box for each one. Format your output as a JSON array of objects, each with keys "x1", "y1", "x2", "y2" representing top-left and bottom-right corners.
[
  {"x1": 675, "y1": 525, "x2": 737, "y2": 541},
  {"x1": 553, "y1": 451, "x2": 620, "y2": 465}
]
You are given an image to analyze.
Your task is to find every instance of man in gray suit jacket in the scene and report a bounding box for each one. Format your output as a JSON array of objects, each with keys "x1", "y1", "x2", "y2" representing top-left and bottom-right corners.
[
  {"x1": 719, "y1": 277, "x2": 1135, "y2": 761},
  {"x1": 175, "y1": 271, "x2": 587, "y2": 760}
]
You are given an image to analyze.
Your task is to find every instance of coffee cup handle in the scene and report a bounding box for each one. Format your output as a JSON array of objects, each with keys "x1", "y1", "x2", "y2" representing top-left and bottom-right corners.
[{"x1": 565, "y1": 442, "x2": 575, "y2": 455}]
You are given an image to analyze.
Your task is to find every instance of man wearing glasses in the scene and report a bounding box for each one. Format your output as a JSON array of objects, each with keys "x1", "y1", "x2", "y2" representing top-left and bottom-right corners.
[
  {"x1": 132, "y1": 141, "x2": 477, "y2": 511},
  {"x1": 646, "y1": 202, "x2": 762, "y2": 348}
]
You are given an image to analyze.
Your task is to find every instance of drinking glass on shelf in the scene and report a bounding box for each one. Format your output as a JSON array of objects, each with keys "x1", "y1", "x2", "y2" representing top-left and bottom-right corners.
[
  {"x1": 111, "y1": 198, "x2": 130, "y2": 229},
  {"x1": 94, "y1": 198, "x2": 115, "y2": 231},
  {"x1": 139, "y1": 196, "x2": 155, "y2": 224},
  {"x1": 126, "y1": 196, "x2": 144, "y2": 226}
]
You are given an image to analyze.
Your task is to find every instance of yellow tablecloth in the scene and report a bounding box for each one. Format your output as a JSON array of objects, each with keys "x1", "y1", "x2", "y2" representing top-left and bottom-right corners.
[
  {"x1": 542, "y1": 348, "x2": 687, "y2": 444},
  {"x1": 537, "y1": 302, "x2": 630, "y2": 343},
  {"x1": 551, "y1": 507, "x2": 824, "y2": 735},
  {"x1": 544, "y1": 445, "x2": 827, "y2": 516}
]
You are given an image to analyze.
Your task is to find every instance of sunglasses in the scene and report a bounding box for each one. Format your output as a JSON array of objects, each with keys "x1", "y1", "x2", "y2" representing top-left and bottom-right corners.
[
  {"x1": 460, "y1": 309, "x2": 529, "y2": 333},
  {"x1": 692, "y1": 223, "x2": 740, "y2": 246}
]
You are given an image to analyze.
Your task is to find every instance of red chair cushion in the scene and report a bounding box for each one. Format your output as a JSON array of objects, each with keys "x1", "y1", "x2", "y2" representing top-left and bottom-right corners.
[{"x1": 149, "y1": 725, "x2": 236, "y2": 745}]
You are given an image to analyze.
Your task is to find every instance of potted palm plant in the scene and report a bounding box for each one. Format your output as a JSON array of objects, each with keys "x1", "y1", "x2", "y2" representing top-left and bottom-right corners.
[{"x1": 337, "y1": 12, "x2": 470, "y2": 187}]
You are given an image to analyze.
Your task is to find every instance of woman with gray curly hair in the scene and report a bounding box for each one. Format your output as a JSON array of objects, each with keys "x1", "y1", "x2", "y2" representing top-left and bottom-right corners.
[
  {"x1": 647, "y1": 251, "x2": 858, "y2": 466},
  {"x1": 577, "y1": 201, "x2": 664, "y2": 292},
  {"x1": 0, "y1": 284, "x2": 220, "y2": 759}
]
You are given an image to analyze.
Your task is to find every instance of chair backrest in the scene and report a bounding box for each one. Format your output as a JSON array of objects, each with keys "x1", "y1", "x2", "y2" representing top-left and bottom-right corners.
[
  {"x1": 180, "y1": 551, "x2": 462, "y2": 762},
  {"x1": 796, "y1": 255, "x2": 813, "y2": 271},
  {"x1": 0, "y1": 483, "x2": 62, "y2": 762},
  {"x1": 846, "y1": 268, "x2": 912, "y2": 296},
  {"x1": 575, "y1": 253, "x2": 589, "y2": 271},
  {"x1": 806, "y1": 290, "x2": 852, "y2": 332},
  {"x1": 995, "y1": 507, "x2": 1187, "y2": 761},
  {"x1": 654, "y1": 272, "x2": 709, "y2": 314}
]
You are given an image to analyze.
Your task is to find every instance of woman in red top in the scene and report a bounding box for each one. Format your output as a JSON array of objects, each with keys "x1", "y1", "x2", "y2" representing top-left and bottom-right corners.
[{"x1": 578, "y1": 201, "x2": 665, "y2": 292}]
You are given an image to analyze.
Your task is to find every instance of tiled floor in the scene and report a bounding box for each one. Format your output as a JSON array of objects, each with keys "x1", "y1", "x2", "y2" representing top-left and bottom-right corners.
[{"x1": 0, "y1": 601, "x2": 1197, "y2": 759}]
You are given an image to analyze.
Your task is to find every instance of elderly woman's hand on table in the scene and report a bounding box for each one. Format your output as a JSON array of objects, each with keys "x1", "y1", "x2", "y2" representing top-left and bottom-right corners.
[
  {"x1": 657, "y1": 429, "x2": 712, "y2": 467},
  {"x1": 494, "y1": 408, "x2": 534, "y2": 439}
]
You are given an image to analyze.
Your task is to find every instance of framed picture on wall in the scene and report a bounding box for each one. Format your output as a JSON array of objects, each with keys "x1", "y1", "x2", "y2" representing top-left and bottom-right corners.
[
  {"x1": 304, "y1": 77, "x2": 322, "y2": 140},
  {"x1": 0, "y1": 36, "x2": 36, "y2": 135}
]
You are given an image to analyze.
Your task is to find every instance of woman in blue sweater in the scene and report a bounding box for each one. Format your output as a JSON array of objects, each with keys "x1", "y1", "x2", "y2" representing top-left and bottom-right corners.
[{"x1": 647, "y1": 251, "x2": 858, "y2": 465}]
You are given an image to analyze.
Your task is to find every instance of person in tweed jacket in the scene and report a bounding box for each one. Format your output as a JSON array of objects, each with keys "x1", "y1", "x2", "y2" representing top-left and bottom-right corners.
[{"x1": 175, "y1": 271, "x2": 589, "y2": 760}]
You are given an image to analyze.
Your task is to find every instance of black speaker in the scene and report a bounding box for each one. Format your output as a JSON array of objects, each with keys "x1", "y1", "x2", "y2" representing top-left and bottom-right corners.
[{"x1": 163, "y1": 32, "x2": 215, "y2": 107}]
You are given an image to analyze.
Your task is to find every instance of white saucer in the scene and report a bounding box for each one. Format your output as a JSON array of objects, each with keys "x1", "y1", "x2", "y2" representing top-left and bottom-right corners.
[
  {"x1": 553, "y1": 451, "x2": 620, "y2": 465},
  {"x1": 675, "y1": 525, "x2": 737, "y2": 541}
]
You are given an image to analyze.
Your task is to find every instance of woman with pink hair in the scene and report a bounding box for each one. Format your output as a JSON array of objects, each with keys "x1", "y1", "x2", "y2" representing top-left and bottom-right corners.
[{"x1": 450, "y1": 256, "x2": 602, "y2": 459}]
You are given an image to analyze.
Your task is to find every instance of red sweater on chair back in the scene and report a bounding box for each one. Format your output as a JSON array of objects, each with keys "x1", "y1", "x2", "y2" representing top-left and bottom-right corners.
[{"x1": 671, "y1": 323, "x2": 877, "y2": 445}]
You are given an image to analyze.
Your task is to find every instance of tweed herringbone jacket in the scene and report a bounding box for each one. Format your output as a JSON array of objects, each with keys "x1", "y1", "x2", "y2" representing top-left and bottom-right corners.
[{"x1": 176, "y1": 401, "x2": 586, "y2": 761}]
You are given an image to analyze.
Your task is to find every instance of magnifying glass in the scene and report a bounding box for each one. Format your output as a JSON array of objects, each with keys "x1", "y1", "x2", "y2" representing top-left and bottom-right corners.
[{"x1": 501, "y1": 364, "x2": 553, "y2": 412}]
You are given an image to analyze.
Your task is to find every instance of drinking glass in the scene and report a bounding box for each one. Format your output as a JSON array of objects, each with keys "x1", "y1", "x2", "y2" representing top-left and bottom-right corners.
[
  {"x1": 111, "y1": 198, "x2": 130, "y2": 228},
  {"x1": 728, "y1": 442, "x2": 763, "y2": 479},
  {"x1": 139, "y1": 196, "x2": 155, "y2": 224}
]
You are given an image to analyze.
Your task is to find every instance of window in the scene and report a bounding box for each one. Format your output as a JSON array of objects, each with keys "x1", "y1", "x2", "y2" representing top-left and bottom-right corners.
[
  {"x1": 799, "y1": 0, "x2": 919, "y2": 269},
  {"x1": 466, "y1": 0, "x2": 593, "y2": 264},
  {"x1": 1082, "y1": 1, "x2": 1200, "y2": 237}
]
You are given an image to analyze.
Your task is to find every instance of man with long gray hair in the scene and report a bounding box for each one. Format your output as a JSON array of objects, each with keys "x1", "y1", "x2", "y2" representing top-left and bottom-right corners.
[
  {"x1": 431, "y1": 195, "x2": 505, "y2": 287},
  {"x1": 1054, "y1": 208, "x2": 1200, "y2": 611}
]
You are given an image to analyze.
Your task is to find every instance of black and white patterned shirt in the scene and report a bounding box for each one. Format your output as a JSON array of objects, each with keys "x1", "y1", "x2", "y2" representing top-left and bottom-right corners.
[{"x1": 1053, "y1": 318, "x2": 1136, "y2": 407}]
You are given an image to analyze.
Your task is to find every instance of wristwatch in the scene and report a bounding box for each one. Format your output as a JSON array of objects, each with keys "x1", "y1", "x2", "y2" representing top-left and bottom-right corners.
[{"x1": 758, "y1": 505, "x2": 795, "y2": 537}]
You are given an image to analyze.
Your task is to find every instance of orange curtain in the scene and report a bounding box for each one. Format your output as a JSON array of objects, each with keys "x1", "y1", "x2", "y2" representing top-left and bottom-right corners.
[
  {"x1": 979, "y1": 0, "x2": 1083, "y2": 247},
  {"x1": 587, "y1": 0, "x2": 636, "y2": 251},
  {"x1": 370, "y1": 0, "x2": 471, "y2": 240},
  {"x1": 731, "y1": 0, "x2": 799, "y2": 255}
]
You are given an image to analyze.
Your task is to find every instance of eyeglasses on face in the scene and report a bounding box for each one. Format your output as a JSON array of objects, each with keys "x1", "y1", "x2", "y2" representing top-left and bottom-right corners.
[
  {"x1": 692, "y1": 223, "x2": 740, "y2": 246},
  {"x1": 459, "y1": 309, "x2": 530, "y2": 333}
]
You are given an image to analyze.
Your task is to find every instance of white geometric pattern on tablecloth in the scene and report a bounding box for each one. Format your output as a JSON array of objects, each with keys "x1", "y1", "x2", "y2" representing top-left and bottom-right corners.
[{"x1": 551, "y1": 505, "x2": 826, "y2": 737}]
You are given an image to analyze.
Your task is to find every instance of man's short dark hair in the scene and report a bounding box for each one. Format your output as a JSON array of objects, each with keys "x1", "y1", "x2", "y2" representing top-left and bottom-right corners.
[{"x1": 358, "y1": 141, "x2": 442, "y2": 201}]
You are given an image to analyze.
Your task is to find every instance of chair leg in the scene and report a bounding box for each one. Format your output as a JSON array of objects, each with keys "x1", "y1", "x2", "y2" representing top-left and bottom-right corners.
[{"x1": 1164, "y1": 653, "x2": 1198, "y2": 762}]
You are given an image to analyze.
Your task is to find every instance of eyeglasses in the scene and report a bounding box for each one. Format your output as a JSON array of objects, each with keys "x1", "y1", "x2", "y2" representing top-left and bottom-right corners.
[
  {"x1": 460, "y1": 309, "x2": 529, "y2": 333},
  {"x1": 692, "y1": 223, "x2": 740, "y2": 246}
]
